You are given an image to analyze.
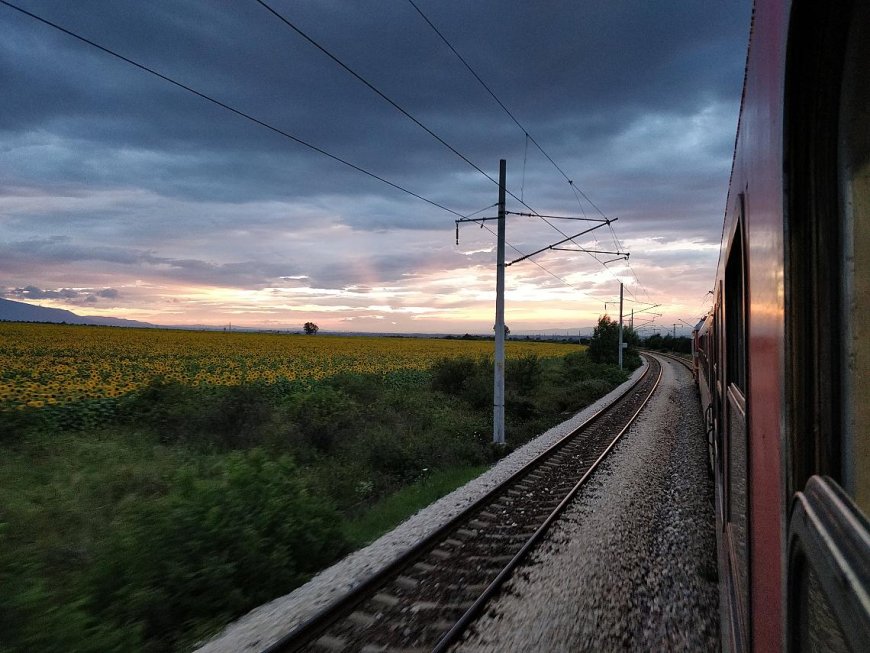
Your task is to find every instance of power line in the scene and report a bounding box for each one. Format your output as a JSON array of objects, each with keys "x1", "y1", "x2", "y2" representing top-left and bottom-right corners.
[
  {"x1": 406, "y1": 0, "x2": 653, "y2": 294},
  {"x1": 463, "y1": 219, "x2": 619, "y2": 305},
  {"x1": 8, "y1": 0, "x2": 655, "y2": 315},
  {"x1": 406, "y1": 0, "x2": 607, "y2": 220},
  {"x1": 252, "y1": 0, "x2": 503, "y2": 190},
  {"x1": 254, "y1": 0, "x2": 620, "y2": 277},
  {"x1": 0, "y1": 0, "x2": 466, "y2": 219}
]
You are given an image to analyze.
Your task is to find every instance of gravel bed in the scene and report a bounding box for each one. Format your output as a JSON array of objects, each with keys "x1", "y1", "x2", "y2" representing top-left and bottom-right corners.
[
  {"x1": 453, "y1": 355, "x2": 719, "y2": 652},
  {"x1": 196, "y1": 361, "x2": 648, "y2": 653}
]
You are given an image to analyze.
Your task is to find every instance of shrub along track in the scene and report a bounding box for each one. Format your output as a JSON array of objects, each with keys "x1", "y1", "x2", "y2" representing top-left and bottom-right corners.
[{"x1": 265, "y1": 355, "x2": 663, "y2": 653}]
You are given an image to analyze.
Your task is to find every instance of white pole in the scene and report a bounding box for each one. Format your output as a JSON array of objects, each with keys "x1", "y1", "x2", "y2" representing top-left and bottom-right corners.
[
  {"x1": 494, "y1": 159, "x2": 506, "y2": 445},
  {"x1": 618, "y1": 282, "x2": 624, "y2": 369}
]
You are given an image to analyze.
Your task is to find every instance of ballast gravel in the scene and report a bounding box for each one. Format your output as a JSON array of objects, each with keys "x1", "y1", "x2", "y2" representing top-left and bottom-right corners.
[
  {"x1": 196, "y1": 362, "x2": 649, "y2": 653},
  {"x1": 454, "y1": 355, "x2": 719, "y2": 652}
]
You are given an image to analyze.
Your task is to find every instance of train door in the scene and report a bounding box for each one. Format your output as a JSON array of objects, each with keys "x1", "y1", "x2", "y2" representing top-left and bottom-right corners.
[
  {"x1": 784, "y1": 1, "x2": 870, "y2": 651},
  {"x1": 713, "y1": 282, "x2": 725, "y2": 524},
  {"x1": 722, "y1": 215, "x2": 750, "y2": 652}
]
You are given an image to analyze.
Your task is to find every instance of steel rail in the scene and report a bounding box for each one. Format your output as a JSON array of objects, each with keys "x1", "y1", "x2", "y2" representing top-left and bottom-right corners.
[
  {"x1": 648, "y1": 349, "x2": 694, "y2": 372},
  {"x1": 432, "y1": 355, "x2": 663, "y2": 651},
  {"x1": 263, "y1": 356, "x2": 659, "y2": 653}
]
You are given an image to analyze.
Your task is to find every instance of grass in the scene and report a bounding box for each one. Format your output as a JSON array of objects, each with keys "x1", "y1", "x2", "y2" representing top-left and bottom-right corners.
[
  {"x1": 342, "y1": 465, "x2": 490, "y2": 548},
  {"x1": 0, "y1": 347, "x2": 639, "y2": 652}
]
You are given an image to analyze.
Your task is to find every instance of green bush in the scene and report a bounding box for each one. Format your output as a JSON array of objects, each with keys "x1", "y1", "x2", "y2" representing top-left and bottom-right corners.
[
  {"x1": 1, "y1": 347, "x2": 634, "y2": 651},
  {"x1": 325, "y1": 372, "x2": 384, "y2": 404},
  {"x1": 0, "y1": 523, "x2": 137, "y2": 653},
  {"x1": 587, "y1": 315, "x2": 640, "y2": 367},
  {"x1": 121, "y1": 380, "x2": 208, "y2": 443},
  {"x1": 430, "y1": 356, "x2": 478, "y2": 396},
  {"x1": 88, "y1": 449, "x2": 349, "y2": 652},
  {"x1": 505, "y1": 354, "x2": 542, "y2": 394},
  {"x1": 291, "y1": 385, "x2": 358, "y2": 453},
  {"x1": 205, "y1": 384, "x2": 277, "y2": 448}
]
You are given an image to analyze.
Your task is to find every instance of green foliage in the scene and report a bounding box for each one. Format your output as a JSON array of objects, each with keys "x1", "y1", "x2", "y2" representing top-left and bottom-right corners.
[
  {"x1": 1, "y1": 346, "x2": 630, "y2": 651},
  {"x1": 643, "y1": 333, "x2": 692, "y2": 353},
  {"x1": 505, "y1": 354, "x2": 542, "y2": 394},
  {"x1": 430, "y1": 356, "x2": 479, "y2": 395},
  {"x1": 342, "y1": 465, "x2": 489, "y2": 548},
  {"x1": 0, "y1": 523, "x2": 137, "y2": 653},
  {"x1": 88, "y1": 450, "x2": 348, "y2": 652},
  {"x1": 291, "y1": 385, "x2": 358, "y2": 453},
  {"x1": 587, "y1": 315, "x2": 641, "y2": 368}
]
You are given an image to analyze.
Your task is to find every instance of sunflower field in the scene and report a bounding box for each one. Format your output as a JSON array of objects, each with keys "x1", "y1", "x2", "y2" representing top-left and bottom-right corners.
[
  {"x1": 2, "y1": 321, "x2": 631, "y2": 652},
  {"x1": 0, "y1": 322, "x2": 577, "y2": 410}
]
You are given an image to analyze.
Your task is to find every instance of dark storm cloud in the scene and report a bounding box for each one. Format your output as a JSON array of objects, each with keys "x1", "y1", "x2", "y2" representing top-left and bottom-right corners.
[
  {"x1": 0, "y1": 236, "x2": 298, "y2": 287},
  {"x1": 0, "y1": 236, "x2": 145, "y2": 265},
  {"x1": 0, "y1": 234, "x2": 473, "y2": 292},
  {"x1": 0, "y1": 0, "x2": 752, "y2": 328},
  {"x1": 11, "y1": 285, "x2": 79, "y2": 300},
  {"x1": 7, "y1": 284, "x2": 119, "y2": 304},
  {"x1": 0, "y1": 0, "x2": 749, "y2": 206}
]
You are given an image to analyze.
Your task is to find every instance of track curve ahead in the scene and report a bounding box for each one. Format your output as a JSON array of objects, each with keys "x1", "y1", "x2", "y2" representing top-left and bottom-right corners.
[{"x1": 266, "y1": 355, "x2": 663, "y2": 653}]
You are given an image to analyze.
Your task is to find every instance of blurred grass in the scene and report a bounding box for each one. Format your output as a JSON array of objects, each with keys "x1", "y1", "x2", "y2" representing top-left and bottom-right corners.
[
  {"x1": 0, "y1": 348, "x2": 635, "y2": 652},
  {"x1": 342, "y1": 465, "x2": 490, "y2": 548}
]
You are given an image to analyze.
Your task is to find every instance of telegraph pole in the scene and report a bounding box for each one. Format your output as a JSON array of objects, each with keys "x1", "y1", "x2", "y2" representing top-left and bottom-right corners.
[
  {"x1": 618, "y1": 282, "x2": 624, "y2": 369},
  {"x1": 455, "y1": 159, "x2": 617, "y2": 445},
  {"x1": 493, "y1": 159, "x2": 506, "y2": 445}
]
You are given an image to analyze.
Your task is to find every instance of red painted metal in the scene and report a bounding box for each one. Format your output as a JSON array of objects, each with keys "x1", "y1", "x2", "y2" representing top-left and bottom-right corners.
[{"x1": 714, "y1": 2, "x2": 789, "y2": 650}]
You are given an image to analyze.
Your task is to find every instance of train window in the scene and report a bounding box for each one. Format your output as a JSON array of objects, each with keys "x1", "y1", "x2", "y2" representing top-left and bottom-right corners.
[
  {"x1": 724, "y1": 219, "x2": 749, "y2": 648},
  {"x1": 725, "y1": 223, "x2": 746, "y2": 394},
  {"x1": 787, "y1": 477, "x2": 869, "y2": 653},
  {"x1": 793, "y1": 562, "x2": 849, "y2": 653},
  {"x1": 785, "y1": 2, "x2": 870, "y2": 651},
  {"x1": 837, "y1": 0, "x2": 869, "y2": 514}
]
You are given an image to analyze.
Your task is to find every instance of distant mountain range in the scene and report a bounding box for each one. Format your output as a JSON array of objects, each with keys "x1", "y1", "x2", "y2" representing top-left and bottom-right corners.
[{"x1": 0, "y1": 297, "x2": 156, "y2": 328}]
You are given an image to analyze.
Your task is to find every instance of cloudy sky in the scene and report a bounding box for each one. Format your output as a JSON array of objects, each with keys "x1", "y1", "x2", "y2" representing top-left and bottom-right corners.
[{"x1": 1, "y1": 0, "x2": 752, "y2": 334}]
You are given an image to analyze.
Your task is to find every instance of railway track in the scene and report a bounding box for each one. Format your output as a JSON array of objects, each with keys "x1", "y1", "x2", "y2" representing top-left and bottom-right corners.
[
  {"x1": 266, "y1": 355, "x2": 663, "y2": 653},
  {"x1": 651, "y1": 350, "x2": 694, "y2": 372}
]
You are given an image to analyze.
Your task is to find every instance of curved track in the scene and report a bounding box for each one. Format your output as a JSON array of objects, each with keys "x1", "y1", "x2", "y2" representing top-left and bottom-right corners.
[
  {"x1": 649, "y1": 350, "x2": 694, "y2": 372},
  {"x1": 266, "y1": 355, "x2": 663, "y2": 653}
]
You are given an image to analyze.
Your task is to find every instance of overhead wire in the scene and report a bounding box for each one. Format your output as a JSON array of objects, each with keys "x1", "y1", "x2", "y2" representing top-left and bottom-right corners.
[
  {"x1": 468, "y1": 219, "x2": 613, "y2": 304},
  {"x1": 0, "y1": 0, "x2": 467, "y2": 219},
  {"x1": 406, "y1": 0, "x2": 655, "y2": 299},
  {"x1": 405, "y1": 0, "x2": 608, "y2": 221},
  {"x1": 4, "y1": 0, "x2": 619, "y2": 302},
  {"x1": 255, "y1": 0, "x2": 616, "y2": 274},
  {"x1": 7, "y1": 0, "x2": 655, "y2": 317},
  {"x1": 252, "y1": 0, "x2": 504, "y2": 190}
]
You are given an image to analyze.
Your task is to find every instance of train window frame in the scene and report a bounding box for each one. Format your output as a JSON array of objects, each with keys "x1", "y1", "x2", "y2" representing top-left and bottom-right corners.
[
  {"x1": 723, "y1": 205, "x2": 751, "y2": 652},
  {"x1": 837, "y1": 0, "x2": 869, "y2": 515},
  {"x1": 783, "y1": 0, "x2": 849, "y2": 503},
  {"x1": 784, "y1": 1, "x2": 870, "y2": 651},
  {"x1": 725, "y1": 216, "x2": 747, "y2": 397},
  {"x1": 786, "y1": 476, "x2": 870, "y2": 653}
]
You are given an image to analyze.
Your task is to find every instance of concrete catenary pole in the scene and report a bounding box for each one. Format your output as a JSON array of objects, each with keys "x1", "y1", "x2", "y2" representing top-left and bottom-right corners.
[
  {"x1": 618, "y1": 282, "x2": 624, "y2": 369},
  {"x1": 493, "y1": 159, "x2": 507, "y2": 445}
]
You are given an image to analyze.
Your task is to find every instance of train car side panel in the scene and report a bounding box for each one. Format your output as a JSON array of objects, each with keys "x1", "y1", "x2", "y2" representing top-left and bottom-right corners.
[{"x1": 721, "y1": 1, "x2": 790, "y2": 650}]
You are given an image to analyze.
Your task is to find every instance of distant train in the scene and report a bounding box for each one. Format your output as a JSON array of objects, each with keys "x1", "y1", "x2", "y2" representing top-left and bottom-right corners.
[{"x1": 692, "y1": 1, "x2": 869, "y2": 651}]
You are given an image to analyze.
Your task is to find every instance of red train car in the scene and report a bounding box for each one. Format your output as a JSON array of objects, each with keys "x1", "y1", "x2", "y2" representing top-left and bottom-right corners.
[{"x1": 697, "y1": 1, "x2": 869, "y2": 651}]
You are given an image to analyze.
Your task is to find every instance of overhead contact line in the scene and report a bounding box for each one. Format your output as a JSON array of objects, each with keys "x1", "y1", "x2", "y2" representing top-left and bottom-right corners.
[
  {"x1": 406, "y1": 0, "x2": 655, "y2": 297},
  {"x1": 0, "y1": 0, "x2": 469, "y2": 220},
  {"x1": 253, "y1": 0, "x2": 607, "y2": 265}
]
